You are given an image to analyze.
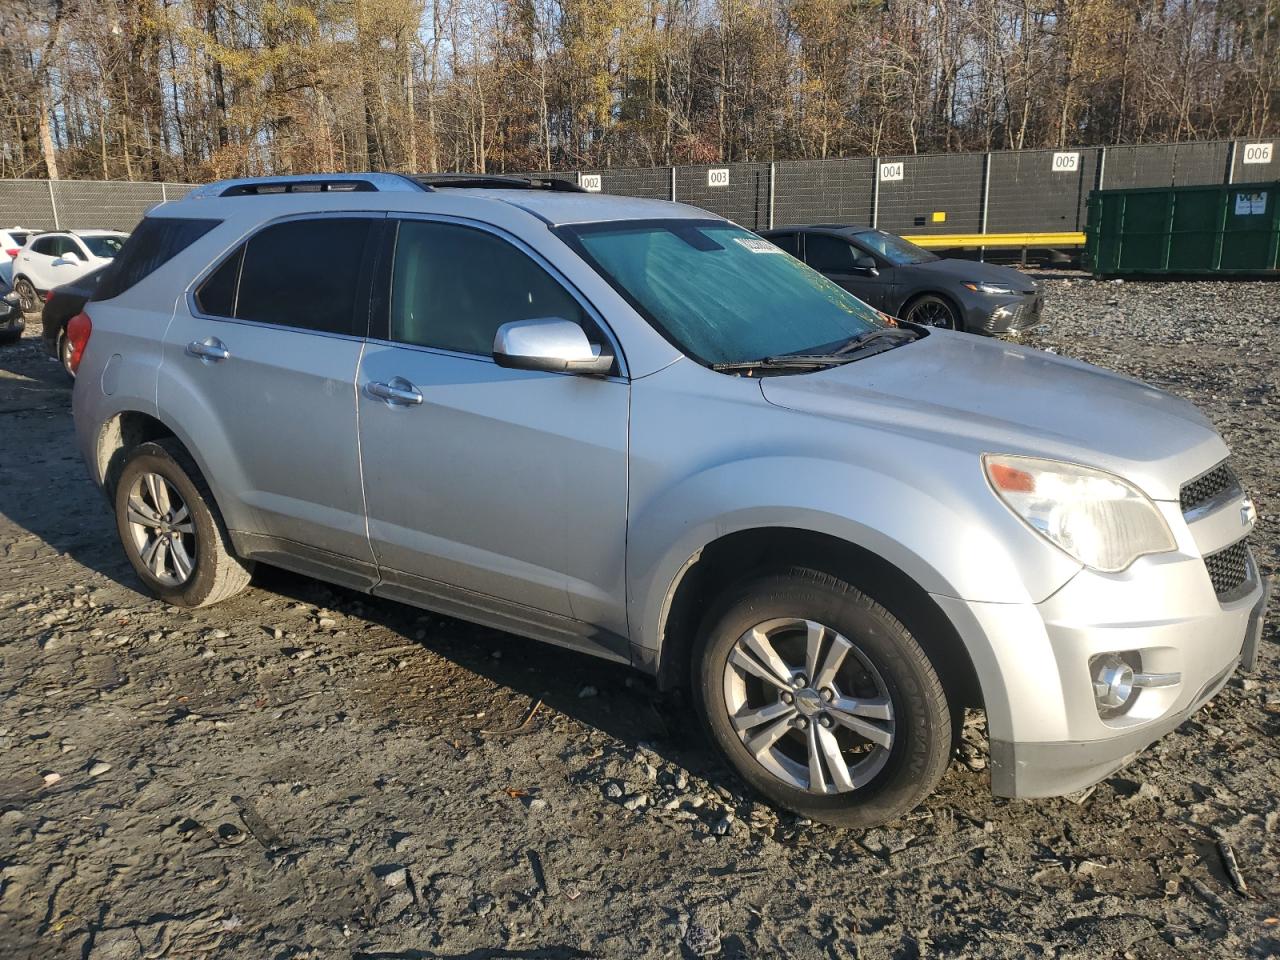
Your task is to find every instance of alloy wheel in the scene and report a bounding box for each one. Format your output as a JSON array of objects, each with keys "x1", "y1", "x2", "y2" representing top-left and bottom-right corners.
[
  {"x1": 15, "y1": 279, "x2": 37, "y2": 314},
  {"x1": 59, "y1": 331, "x2": 76, "y2": 378},
  {"x1": 905, "y1": 298, "x2": 955, "y2": 328},
  {"x1": 722, "y1": 617, "x2": 895, "y2": 794},
  {"x1": 125, "y1": 472, "x2": 197, "y2": 586}
]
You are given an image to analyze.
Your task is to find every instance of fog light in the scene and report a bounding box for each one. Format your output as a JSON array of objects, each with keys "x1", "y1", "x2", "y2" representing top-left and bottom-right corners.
[
  {"x1": 1092, "y1": 654, "x2": 1136, "y2": 711},
  {"x1": 1090, "y1": 652, "x2": 1182, "y2": 719}
]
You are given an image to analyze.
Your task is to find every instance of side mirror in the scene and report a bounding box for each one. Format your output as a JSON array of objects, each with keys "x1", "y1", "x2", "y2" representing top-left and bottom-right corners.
[
  {"x1": 57, "y1": 251, "x2": 81, "y2": 265},
  {"x1": 493, "y1": 317, "x2": 614, "y2": 376},
  {"x1": 851, "y1": 254, "x2": 878, "y2": 276}
]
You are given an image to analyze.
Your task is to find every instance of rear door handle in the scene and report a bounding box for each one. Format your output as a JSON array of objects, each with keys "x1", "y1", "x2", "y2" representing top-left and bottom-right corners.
[
  {"x1": 186, "y1": 337, "x2": 230, "y2": 362},
  {"x1": 367, "y1": 377, "x2": 423, "y2": 406}
]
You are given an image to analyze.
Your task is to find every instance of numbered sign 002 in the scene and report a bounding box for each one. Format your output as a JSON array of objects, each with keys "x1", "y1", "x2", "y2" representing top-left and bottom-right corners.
[
  {"x1": 707, "y1": 168, "x2": 730, "y2": 188},
  {"x1": 1052, "y1": 152, "x2": 1080, "y2": 173},
  {"x1": 579, "y1": 174, "x2": 602, "y2": 193}
]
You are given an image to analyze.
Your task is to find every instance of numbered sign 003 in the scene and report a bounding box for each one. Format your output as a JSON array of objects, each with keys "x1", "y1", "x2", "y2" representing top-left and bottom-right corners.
[
  {"x1": 1052, "y1": 152, "x2": 1080, "y2": 173},
  {"x1": 707, "y1": 168, "x2": 730, "y2": 188}
]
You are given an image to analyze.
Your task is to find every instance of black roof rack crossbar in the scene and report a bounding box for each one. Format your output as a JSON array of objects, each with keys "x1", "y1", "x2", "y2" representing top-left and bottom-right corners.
[
  {"x1": 219, "y1": 179, "x2": 380, "y2": 197},
  {"x1": 404, "y1": 173, "x2": 586, "y2": 193}
]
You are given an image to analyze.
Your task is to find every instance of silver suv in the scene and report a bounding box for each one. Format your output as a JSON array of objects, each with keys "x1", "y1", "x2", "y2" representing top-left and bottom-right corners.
[{"x1": 71, "y1": 174, "x2": 1270, "y2": 827}]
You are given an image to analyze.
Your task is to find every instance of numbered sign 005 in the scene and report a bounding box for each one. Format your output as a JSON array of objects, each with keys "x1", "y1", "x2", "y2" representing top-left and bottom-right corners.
[
  {"x1": 1052, "y1": 152, "x2": 1080, "y2": 173},
  {"x1": 707, "y1": 168, "x2": 730, "y2": 188}
]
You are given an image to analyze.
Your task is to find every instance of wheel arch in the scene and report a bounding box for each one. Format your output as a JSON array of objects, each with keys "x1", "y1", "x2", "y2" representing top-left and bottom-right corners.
[
  {"x1": 654, "y1": 526, "x2": 984, "y2": 716},
  {"x1": 899, "y1": 289, "x2": 965, "y2": 329},
  {"x1": 95, "y1": 409, "x2": 208, "y2": 503}
]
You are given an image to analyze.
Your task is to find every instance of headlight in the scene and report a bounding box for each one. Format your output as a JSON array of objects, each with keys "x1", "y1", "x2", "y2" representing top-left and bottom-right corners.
[
  {"x1": 983, "y1": 454, "x2": 1176, "y2": 572},
  {"x1": 963, "y1": 281, "x2": 1017, "y2": 295},
  {"x1": 1, "y1": 291, "x2": 17, "y2": 305}
]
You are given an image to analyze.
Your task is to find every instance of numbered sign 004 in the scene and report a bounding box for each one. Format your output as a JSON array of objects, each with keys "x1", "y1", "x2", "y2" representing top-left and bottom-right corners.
[
  {"x1": 1052, "y1": 152, "x2": 1080, "y2": 173},
  {"x1": 878, "y1": 161, "x2": 904, "y2": 182},
  {"x1": 707, "y1": 168, "x2": 730, "y2": 188}
]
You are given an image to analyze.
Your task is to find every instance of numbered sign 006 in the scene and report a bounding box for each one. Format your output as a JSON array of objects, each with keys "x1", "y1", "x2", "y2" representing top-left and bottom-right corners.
[
  {"x1": 1242, "y1": 143, "x2": 1273, "y2": 165},
  {"x1": 707, "y1": 168, "x2": 730, "y2": 188},
  {"x1": 1052, "y1": 152, "x2": 1080, "y2": 173}
]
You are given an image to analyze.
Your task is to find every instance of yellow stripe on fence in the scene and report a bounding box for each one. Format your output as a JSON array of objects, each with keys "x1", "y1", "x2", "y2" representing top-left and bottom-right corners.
[{"x1": 900, "y1": 232, "x2": 1087, "y2": 249}]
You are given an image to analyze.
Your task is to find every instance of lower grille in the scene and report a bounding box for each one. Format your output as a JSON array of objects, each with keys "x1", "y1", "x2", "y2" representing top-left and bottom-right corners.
[{"x1": 1203, "y1": 539, "x2": 1252, "y2": 600}]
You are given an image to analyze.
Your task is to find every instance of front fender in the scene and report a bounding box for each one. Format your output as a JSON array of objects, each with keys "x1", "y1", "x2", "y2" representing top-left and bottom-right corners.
[{"x1": 627, "y1": 455, "x2": 1082, "y2": 658}]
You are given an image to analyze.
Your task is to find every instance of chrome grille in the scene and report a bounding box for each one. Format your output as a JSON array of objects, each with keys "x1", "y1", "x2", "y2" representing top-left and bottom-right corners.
[
  {"x1": 1180, "y1": 462, "x2": 1238, "y2": 515},
  {"x1": 1203, "y1": 539, "x2": 1251, "y2": 600}
]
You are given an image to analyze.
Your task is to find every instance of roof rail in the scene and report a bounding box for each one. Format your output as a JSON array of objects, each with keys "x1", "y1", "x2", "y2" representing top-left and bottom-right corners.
[
  {"x1": 185, "y1": 173, "x2": 428, "y2": 200},
  {"x1": 405, "y1": 173, "x2": 586, "y2": 193}
]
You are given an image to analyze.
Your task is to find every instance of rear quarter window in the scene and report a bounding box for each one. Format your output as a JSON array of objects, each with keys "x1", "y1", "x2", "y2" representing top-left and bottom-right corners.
[{"x1": 93, "y1": 217, "x2": 221, "y2": 301}]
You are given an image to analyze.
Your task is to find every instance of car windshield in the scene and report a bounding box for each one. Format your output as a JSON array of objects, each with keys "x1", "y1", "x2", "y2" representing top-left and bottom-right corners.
[
  {"x1": 853, "y1": 230, "x2": 938, "y2": 266},
  {"x1": 562, "y1": 220, "x2": 884, "y2": 366},
  {"x1": 82, "y1": 235, "x2": 126, "y2": 258}
]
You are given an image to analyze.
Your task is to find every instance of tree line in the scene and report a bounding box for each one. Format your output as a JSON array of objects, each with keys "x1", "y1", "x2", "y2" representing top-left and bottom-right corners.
[{"x1": 1, "y1": 0, "x2": 1276, "y2": 182}]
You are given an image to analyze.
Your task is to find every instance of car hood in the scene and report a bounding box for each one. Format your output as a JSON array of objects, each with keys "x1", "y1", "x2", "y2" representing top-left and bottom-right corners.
[
  {"x1": 906, "y1": 257, "x2": 1035, "y2": 292},
  {"x1": 759, "y1": 331, "x2": 1225, "y2": 501}
]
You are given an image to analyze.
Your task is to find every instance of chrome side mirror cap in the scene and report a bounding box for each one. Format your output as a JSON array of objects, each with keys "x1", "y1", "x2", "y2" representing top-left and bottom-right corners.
[{"x1": 493, "y1": 317, "x2": 613, "y2": 376}]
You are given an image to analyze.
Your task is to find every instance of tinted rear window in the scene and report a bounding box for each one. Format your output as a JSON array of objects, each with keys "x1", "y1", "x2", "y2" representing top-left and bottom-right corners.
[
  {"x1": 93, "y1": 217, "x2": 220, "y2": 301},
  {"x1": 233, "y1": 218, "x2": 372, "y2": 335}
]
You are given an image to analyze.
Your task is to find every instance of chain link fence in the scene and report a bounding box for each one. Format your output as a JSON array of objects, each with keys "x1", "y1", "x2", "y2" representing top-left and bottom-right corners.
[{"x1": 1, "y1": 138, "x2": 1275, "y2": 238}]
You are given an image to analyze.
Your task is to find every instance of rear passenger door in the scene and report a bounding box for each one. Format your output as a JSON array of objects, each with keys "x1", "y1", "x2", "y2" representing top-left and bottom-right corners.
[
  {"x1": 356, "y1": 217, "x2": 630, "y2": 653},
  {"x1": 159, "y1": 214, "x2": 383, "y2": 588}
]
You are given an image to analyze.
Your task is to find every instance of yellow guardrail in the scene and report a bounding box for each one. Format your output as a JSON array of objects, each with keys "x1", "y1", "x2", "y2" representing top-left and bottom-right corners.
[{"x1": 901, "y1": 232, "x2": 1087, "y2": 249}]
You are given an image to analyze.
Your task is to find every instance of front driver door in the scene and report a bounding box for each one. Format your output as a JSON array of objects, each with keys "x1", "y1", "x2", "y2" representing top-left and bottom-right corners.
[
  {"x1": 803, "y1": 232, "x2": 891, "y2": 309},
  {"x1": 357, "y1": 217, "x2": 631, "y2": 658}
]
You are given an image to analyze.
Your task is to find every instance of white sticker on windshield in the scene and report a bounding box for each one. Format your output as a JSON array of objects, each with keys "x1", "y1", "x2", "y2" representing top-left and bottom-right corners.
[{"x1": 734, "y1": 237, "x2": 784, "y2": 254}]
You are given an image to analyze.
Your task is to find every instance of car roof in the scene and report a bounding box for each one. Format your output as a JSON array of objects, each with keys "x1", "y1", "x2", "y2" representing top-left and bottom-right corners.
[
  {"x1": 174, "y1": 173, "x2": 717, "y2": 228},
  {"x1": 764, "y1": 224, "x2": 872, "y2": 236}
]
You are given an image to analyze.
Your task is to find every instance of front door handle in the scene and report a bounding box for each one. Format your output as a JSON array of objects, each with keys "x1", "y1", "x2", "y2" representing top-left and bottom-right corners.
[
  {"x1": 186, "y1": 337, "x2": 230, "y2": 362},
  {"x1": 367, "y1": 377, "x2": 423, "y2": 406}
]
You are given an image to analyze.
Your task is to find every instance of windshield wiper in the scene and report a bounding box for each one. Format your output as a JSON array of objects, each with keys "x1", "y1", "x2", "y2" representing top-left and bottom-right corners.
[
  {"x1": 831, "y1": 327, "x2": 919, "y2": 355},
  {"x1": 711, "y1": 355, "x2": 853, "y2": 373},
  {"x1": 713, "y1": 327, "x2": 920, "y2": 374}
]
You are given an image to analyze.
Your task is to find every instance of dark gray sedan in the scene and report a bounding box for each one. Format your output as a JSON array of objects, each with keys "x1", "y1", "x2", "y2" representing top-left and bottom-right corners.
[{"x1": 760, "y1": 225, "x2": 1043, "y2": 335}]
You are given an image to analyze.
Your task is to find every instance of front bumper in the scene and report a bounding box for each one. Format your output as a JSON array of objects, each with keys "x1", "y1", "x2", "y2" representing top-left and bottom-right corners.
[
  {"x1": 967, "y1": 291, "x2": 1044, "y2": 336},
  {"x1": 0, "y1": 303, "x2": 23, "y2": 336},
  {"x1": 933, "y1": 533, "x2": 1269, "y2": 798}
]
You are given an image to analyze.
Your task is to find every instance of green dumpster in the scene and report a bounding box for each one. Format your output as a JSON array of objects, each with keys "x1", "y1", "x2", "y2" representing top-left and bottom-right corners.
[{"x1": 1085, "y1": 182, "x2": 1280, "y2": 277}]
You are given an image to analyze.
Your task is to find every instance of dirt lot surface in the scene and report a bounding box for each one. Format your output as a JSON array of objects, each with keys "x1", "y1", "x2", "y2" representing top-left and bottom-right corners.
[{"x1": 1, "y1": 276, "x2": 1277, "y2": 960}]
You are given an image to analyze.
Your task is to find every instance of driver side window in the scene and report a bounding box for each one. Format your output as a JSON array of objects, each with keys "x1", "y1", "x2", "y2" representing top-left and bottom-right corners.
[
  {"x1": 804, "y1": 234, "x2": 855, "y2": 273},
  {"x1": 390, "y1": 220, "x2": 589, "y2": 356}
]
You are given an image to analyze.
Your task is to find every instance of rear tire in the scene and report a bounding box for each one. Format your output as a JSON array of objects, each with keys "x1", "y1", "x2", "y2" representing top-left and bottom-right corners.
[
  {"x1": 692, "y1": 568, "x2": 951, "y2": 828},
  {"x1": 113, "y1": 439, "x2": 253, "y2": 608},
  {"x1": 57, "y1": 328, "x2": 75, "y2": 379},
  {"x1": 14, "y1": 277, "x2": 38, "y2": 314}
]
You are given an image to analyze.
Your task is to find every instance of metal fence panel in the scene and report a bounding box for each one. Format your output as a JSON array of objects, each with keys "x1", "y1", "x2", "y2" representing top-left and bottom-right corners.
[
  {"x1": 1231, "y1": 139, "x2": 1280, "y2": 184},
  {"x1": 580, "y1": 166, "x2": 670, "y2": 200},
  {"x1": 986, "y1": 147, "x2": 1101, "y2": 233},
  {"x1": 1102, "y1": 141, "x2": 1230, "y2": 190},
  {"x1": 52, "y1": 180, "x2": 166, "y2": 231},
  {"x1": 876, "y1": 152, "x2": 984, "y2": 234},
  {"x1": 0, "y1": 179, "x2": 58, "y2": 230},
  {"x1": 772, "y1": 158, "x2": 875, "y2": 228},
  {"x1": 674, "y1": 163, "x2": 770, "y2": 229}
]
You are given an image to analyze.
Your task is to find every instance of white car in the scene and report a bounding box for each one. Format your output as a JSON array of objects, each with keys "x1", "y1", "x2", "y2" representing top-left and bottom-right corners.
[
  {"x1": 12, "y1": 230, "x2": 127, "y2": 312},
  {"x1": 0, "y1": 227, "x2": 34, "y2": 284}
]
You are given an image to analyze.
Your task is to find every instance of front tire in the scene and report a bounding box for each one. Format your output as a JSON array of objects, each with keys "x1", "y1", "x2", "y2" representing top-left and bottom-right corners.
[
  {"x1": 693, "y1": 568, "x2": 951, "y2": 828},
  {"x1": 902, "y1": 293, "x2": 959, "y2": 330},
  {"x1": 113, "y1": 440, "x2": 253, "y2": 608}
]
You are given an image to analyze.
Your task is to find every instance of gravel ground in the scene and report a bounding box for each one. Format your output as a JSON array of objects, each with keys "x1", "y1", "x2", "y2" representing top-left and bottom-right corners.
[{"x1": 0, "y1": 276, "x2": 1277, "y2": 960}]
